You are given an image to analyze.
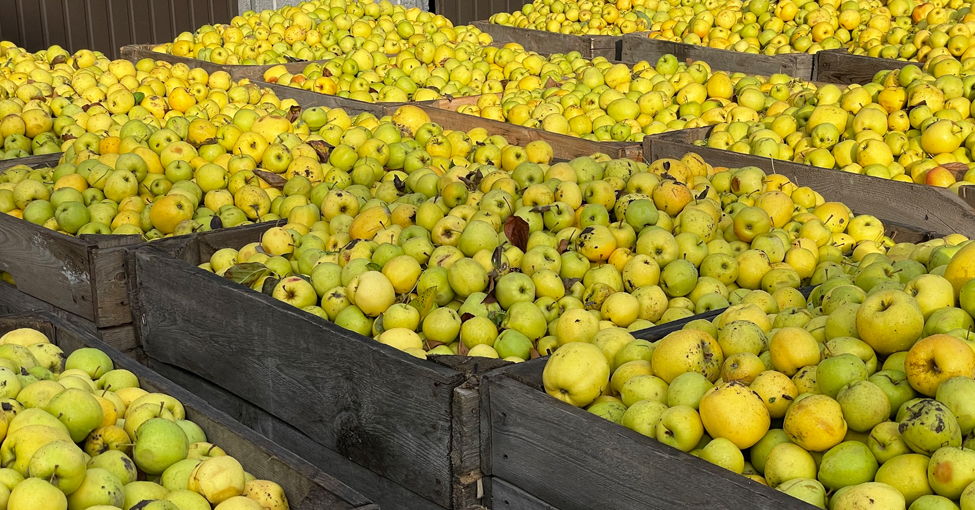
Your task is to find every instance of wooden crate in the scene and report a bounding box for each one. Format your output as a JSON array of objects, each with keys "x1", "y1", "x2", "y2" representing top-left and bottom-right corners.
[
  {"x1": 128, "y1": 228, "x2": 511, "y2": 509},
  {"x1": 470, "y1": 21, "x2": 636, "y2": 60},
  {"x1": 814, "y1": 49, "x2": 914, "y2": 85},
  {"x1": 621, "y1": 34, "x2": 816, "y2": 80},
  {"x1": 644, "y1": 126, "x2": 975, "y2": 238},
  {"x1": 0, "y1": 311, "x2": 378, "y2": 510},
  {"x1": 120, "y1": 44, "x2": 330, "y2": 82},
  {"x1": 263, "y1": 83, "x2": 645, "y2": 161},
  {"x1": 0, "y1": 153, "x2": 144, "y2": 330},
  {"x1": 480, "y1": 358, "x2": 815, "y2": 510}
]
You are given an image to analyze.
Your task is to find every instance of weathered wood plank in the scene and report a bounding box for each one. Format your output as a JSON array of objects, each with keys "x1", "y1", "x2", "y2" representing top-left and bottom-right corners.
[
  {"x1": 621, "y1": 34, "x2": 815, "y2": 80},
  {"x1": 490, "y1": 478, "x2": 561, "y2": 510},
  {"x1": 644, "y1": 127, "x2": 975, "y2": 238},
  {"x1": 119, "y1": 44, "x2": 330, "y2": 82},
  {"x1": 0, "y1": 311, "x2": 377, "y2": 510},
  {"x1": 814, "y1": 49, "x2": 913, "y2": 85},
  {"x1": 470, "y1": 21, "x2": 629, "y2": 59},
  {"x1": 132, "y1": 245, "x2": 466, "y2": 507},
  {"x1": 147, "y1": 358, "x2": 446, "y2": 510},
  {"x1": 483, "y1": 371, "x2": 815, "y2": 510}
]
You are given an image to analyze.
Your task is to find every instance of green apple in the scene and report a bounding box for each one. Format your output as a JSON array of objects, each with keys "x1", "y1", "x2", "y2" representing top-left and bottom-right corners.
[
  {"x1": 837, "y1": 380, "x2": 891, "y2": 433},
  {"x1": 493, "y1": 329, "x2": 533, "y2": 360},
  {"x1": 8, "y1": 477, "x2": 66, "y2": 510},
  {"x1": 64, "y1": 348, "x2": 113, "y2": 379},
  {"x1": 666, "y1": 371, "x2": 713, "y2": 409},
  {"x1": 869, "y1": 370, "x2": 918, "y2": 420},
  {"x1": 494, "y1": 272, "x2": 536, "y2": 310},
  {"x1": 816, "y1": 354, "x2": 868, "y2": 399},
  {"x1": 750, "y1": 428, "x2": 792, "y2": 475},
  {"x1": 88, "y1": 450, "x2": 138, "y2": 485},
  {"x1": 620, "y1": 399, "x2": 668, "y2": 438},
  {"x1": 620, "y1": 375, "x2": 669, "y2": 407},
  {"x1": 898, "y1": 399, "x2": 962, "y2": 455},
  {"x1": 96, "y1": 369, "x2": 139, "y2": 391},
  {"x1": 927, "y1": 446, "x2": 975, "y2": 499},
  {"x1": 775, "y1": 478, "x2": 827, "y2": 508},
  {"x1": 122, "y1": 481, "x2": 168, "y2": 509},
  {"x1": 700, "y1": 437, "x2": 745, "y2": 474},
  {"x1": 923, "y1": 307, "x2": 975, "y2": 337},
  {"x1": 66, "y1": 468, "x2": 125, "y2": 509},
  {"x1": 162, "y1": 458, "x2": 203, "y2": 491},
  {"x1": 501, "y1": 301, "x2": 547, "y2": 341},
  {"x1": 825, "y1": 337, "x2": 878, "y2": 374},
  {"x1": 587, "y1": 401, "x2": 627, "y2": 424},
  {"x1": 133, "y1": 418, "x2": 189, "y2": 475},
  {"x1": 27, "y1": 440, "x2": 87, "y2": 494},
  {"x1": 818, "y1": 441, "x2": 879, "y2": 491},
  {"x1": 910, "y1": 495, "x2": 960, "y2": 510},
  {"x1": 656, "y1": 405, "x2": 704, "y2": 452},
  {"x1": 935, "y1": 377, "x2": 975, "y2": 435},
  {"x1": 44, "y1": 388, "x2": 102, "y2": 442},
  {"x1": 904, "y1": 274, "x2": 956, "y2": 319},
  {"x1": 717, "y1": 320, "x2": 767, "y2": 357},
  {"x1": 166, "y1": 489, "x2": 211, "y2": 510}
]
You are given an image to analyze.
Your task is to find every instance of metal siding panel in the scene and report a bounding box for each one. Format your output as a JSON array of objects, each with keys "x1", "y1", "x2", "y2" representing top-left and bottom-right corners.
[
  {"x1": 107, "y1": 0, "x2": 135, "y2": 54},
  {"x1": 64, "y1": 0, "x2": 90, "y2": 54},
  {"x1": 149, "y1": 0, "x2": 176, "y2": 45},
  {"x1": 40, "y1": 0, "x2": 67, "y2": 48},
  {"x1": 18, "y1": 0, "x2": 45, "y2": 51},
  {"x1": 128, "y1": 0, "x2": 155, "y2": 45},
  {"x1": 86, "y1": 0, "x2": 115, "y2": 58}
]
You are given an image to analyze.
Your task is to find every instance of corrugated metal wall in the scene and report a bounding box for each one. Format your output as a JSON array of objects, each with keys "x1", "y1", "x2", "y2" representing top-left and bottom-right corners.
[
  {"x1": 436, "y1": 0, "x2": 530, "y2": 25},
  {"x1": 0, "y1": 0, "x2": 237, "y2": 59}
]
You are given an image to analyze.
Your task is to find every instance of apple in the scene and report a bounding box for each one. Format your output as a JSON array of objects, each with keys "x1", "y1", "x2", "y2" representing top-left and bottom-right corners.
[
  {"x1": 935, "y1": 377, "x2": 975, "y2": 435},
  {"x1": 8, "y1": 477, "x2": 67, "y2": 510},
  {"x1": 656, "y1": 405, "x2": 704, "y2": 452},
  {"x1": 869, "y1": 370, "x2": 919, "y2": 420},
  {"x1": 898, "y1": 399, "x2": 962, "y2": 455},
  {"x1": 188, "y1": 455, "x2": 246, "y2": 504},
  {"x1": 700, "y1": 437, "x2": 745, "y2": 474},
  {"x1": 45, "y1": 388, "x2": 104, "y2": 443},
  {"x1": 775, "y1": 478, "x2": 827, "y2": 508},
  {"x1": 27, "y1": 439, "x2": 87, "y2": 494},
  {"x1": 784, "y1": 394, "x2": 847, "y2": 452},
  {"x1": 494, "y1": 272, "x2": 536, "y2": 310},
  {"x1": 66, "y1": 468, "x2": 125, "y2": 509},
  {"x1": 831, "y1": 482, "x2": 905, "y2": 510},
  {"x1": 764, "y1": 442, "x2": 817, "y2": 487},
  {"x1": 271, "y1": 276, "x2": 318, "y2": 309},
  {"x1": 905, "y1": 274, "x2": 956, "y2": 319},
  {"x1": 133, "y1": 418, "x2": 189, "y2": 475},
  {"x1": 856, "y1": 290, "x2": 925, "y2": 355},
  {"x1": 543, "y1": 342, "x2": 610, "y2": 407},
  {"x1": 88, "y1": 449, "x2": 138, "y2": 484},
  {"x1": 905, "y1": 334, "x2": 975, "y2": 397},
  {"x1": 620, "y1": 399, "x2": 668, "y2": 438}
]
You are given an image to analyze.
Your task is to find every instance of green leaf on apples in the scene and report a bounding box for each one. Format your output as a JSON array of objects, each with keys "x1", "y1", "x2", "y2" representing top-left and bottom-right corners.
[
  {"x1": 261, "y1": 276, "x2": 279, "y2": 296},
  {"x1": 410, "y1": 287, "x2": 438, "y2": 320},
  {"x1": 133, "y1": 91, "x2": 145, "y2": 104},
  {"x1": 488, "y1": 310, "x2": 506, "y2": 328},
  {"x1": 373, "y1": 314, "x2": 385, "y2": 335},
  {"x1": 366, "y1": 263, "x2": 382, "y2": 272},
  {"x1": 253, "y1": 169, "x2": 287, "y2": 190},
  {"x1": 224, "y1": 263, "x2": 270, "y2": 287}
]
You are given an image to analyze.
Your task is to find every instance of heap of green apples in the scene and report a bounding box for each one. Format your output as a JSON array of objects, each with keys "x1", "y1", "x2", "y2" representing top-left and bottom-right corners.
[
  {"x1": 544, "y1": 226, "x2": 975, "y2": 509},
  {"x1": 450, "y1": 55, "x2": 814, "y2": 142},
  {"x1": 270, "y1": 43, "x2": 591, "y2": 103},
  {"x1": 0, "y1": 326, "x2": 291, "y2": 509},
  {"x1": 156, "y1": 0, "x2": 489, "y2": 65},
  {"x1": 208, "y1": 134, "x2": 902, "y2": 362}
]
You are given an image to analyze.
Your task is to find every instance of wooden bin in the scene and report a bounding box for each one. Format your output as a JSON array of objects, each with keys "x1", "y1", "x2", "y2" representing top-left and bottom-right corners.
[
  {"x1": 0, "y1": 311, "x2": 378, "y2": 510},
  {"x1": 128, "y1": 227, "x2": 510, "y2": 510},
  {"x1": 470, "y1": 21, "x2": 636, "y2": 60},
  {"x1": 814, "y1": 49, "x2": 914, "y2": 85},
  {"x1": 0, "y1": 152, "x2": 284, "y2": 360},
  {"x1": 0, "y1": 153, "x2": 142, "y2": 344},
  {"x1": 262, "y1": 83, "x2": 645, "y2": 161},
  {"x1": 480, "y1": 359, "x2": 814, "y2": 509},
  {"x1": 644, "y1": 126, "x2": 975, "y2": 238},
  {"x1": 120, "y1": 44, "x2": 329, "y2": 82},
  {"x1": 621, "y1": 34, "x2": 816, "y2": 79}
]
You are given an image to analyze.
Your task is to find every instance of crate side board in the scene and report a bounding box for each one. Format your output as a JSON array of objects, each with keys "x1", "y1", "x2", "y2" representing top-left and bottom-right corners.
[
  {"x1": 0, "y1": 312, "x2": 376, "y2": 510},
  {"x1": 131, "y1": 246, "x2": 468, "y2": 507}
]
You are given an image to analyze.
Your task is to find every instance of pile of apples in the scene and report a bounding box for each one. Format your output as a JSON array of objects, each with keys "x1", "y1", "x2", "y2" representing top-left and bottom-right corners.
[
  {"x1": 153, "y1": 0, "x2": 483, "y2": 65},
  {"x1": 0, "y1": 326, "x2": 290, "y2": 510},
  {"x1": 207, "y1": 138, "x2": 902, "y2": 361},
  {"x1": 689, "y1": 58, "x2": 975, "y2": 190},
  {"x1": 0, "y1": 43, "x2": 288, "y2": 161},
  {"x1": 544, "y1": 210, "x2": 975, "y2": 507},
  {"x1": 0, "y1": 71, "x2": 321, "y2": 238},
  {"x1": 489, "y1": 0, "x2": 651, "y2": 35},
  {"x1": 268, "y1": 42, "x2": 590, "y2": 103},
  {"x1": 449, "y1": 56, "x2": 814, "y2": 142},
  {"x1": 489, "y1": 0, "x2": 972, "y2": 63}
]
